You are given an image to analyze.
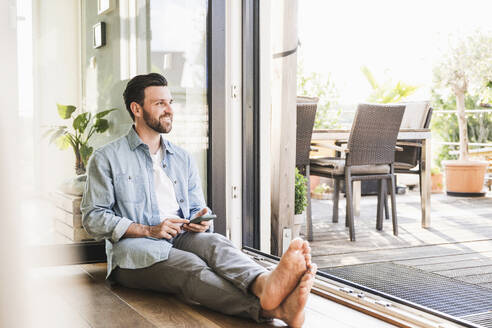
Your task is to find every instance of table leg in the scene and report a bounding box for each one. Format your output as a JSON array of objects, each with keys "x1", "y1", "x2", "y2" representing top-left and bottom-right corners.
[
  {"x1": 354, "y1": 181, "x2": 361, "y2": 217},
  {"x1": 421, "y1": 137, "x2": 431, "y2": 228}
]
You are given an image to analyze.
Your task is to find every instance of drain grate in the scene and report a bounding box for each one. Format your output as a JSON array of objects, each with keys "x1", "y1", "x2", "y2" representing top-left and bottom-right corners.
[
  {"x1": 321, "y1": 262, "x2": 492, "y2": 324},
  {"x1": 464, "y1": 312, "x2": 492, "y2": 328}
]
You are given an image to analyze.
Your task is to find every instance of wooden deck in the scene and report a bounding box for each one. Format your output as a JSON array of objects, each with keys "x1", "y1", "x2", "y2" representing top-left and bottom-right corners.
[
  {"x1": 27, "y1": 263, "x2": 396, "y2": 327},
  {"x1": 304, "y1": 190, "x2": 492, "y2": 290}
]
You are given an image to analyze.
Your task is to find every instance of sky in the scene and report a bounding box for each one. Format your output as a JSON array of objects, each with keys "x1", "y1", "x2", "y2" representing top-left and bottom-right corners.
[{"x1": 298, "y1": 0, "x2": 492, "y2": 104}]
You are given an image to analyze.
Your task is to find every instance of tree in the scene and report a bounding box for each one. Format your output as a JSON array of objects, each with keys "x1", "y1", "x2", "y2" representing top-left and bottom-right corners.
[
  {"x1": 361, "y1": 66, "x2": 419, "y2": 104},
  {"x1": 297, "y1": 59, "x2": 341, "y2": 129},
  {"x1": 433, "y1": 31, "x2": 492, "y2": 160}
]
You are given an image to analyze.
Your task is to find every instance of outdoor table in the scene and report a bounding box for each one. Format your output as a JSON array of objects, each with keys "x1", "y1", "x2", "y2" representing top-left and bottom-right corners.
[{"x1": 311, "y1": 128, "x2": 432, "y2": 228}]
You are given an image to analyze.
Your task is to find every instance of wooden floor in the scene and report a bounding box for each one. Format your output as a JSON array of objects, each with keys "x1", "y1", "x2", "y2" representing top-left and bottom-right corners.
[
  {"x1": 27, "y1": 263, "x2": 396, "y2": 328},
  {"x1": 25, "y1": 190, "x2": 492, "y2": 327},
  {"x1": 304, "y1": 190, "x2": 492, "y2": 289}
]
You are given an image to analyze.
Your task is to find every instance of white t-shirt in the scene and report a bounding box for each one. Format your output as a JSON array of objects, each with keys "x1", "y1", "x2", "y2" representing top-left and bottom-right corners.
[{"x1": 150, "y1": 147, "x2": 181, "y2": 220}]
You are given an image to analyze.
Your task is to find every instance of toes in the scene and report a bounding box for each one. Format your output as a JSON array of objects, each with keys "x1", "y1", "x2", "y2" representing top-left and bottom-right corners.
[
  {"x1": 301, "y1": 240, "x2": 310, "y2": 254},
  {"x1": 301, "y1": 273, "x2": 310, "y2": 282},
  {"x1": 310, "y1": 263, "x2": 318, "y2": 275},
  {"x1": 304, "y1": 254, "x2": 312, "y2": 268},
  {"x1": 289, "y1": 238, "x2": 304, "y2": 251}
]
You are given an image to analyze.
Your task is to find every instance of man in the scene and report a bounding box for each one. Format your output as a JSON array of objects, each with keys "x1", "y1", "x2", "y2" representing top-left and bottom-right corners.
[{"x1": 81, "y1": 73, "x2": 317, "y2": 327}]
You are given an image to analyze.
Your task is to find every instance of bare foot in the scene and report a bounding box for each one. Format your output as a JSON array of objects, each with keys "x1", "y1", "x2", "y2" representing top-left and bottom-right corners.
[
  {"x1": 302, "y1": 241, "x2": 312, "y2": 269},
  {"x1": 259, "y1": 238, "x2": 309, "y2": 310},
  {"x1": 264, "y1": 264, "x2": 318, "y2": 328},
  {"x1": 305, "y1": 253, "x2": 312, "y2": 271}
]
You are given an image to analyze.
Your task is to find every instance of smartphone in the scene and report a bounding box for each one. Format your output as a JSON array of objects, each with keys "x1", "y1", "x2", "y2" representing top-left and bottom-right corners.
[{"x1": 189, "y1": 213, "x2": 217, "y2": 224}]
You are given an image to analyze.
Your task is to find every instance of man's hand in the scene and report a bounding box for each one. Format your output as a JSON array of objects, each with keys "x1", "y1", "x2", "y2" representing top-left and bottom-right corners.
[
  {"x1": 148, "y1": 218, "x2": 189, "y2": 239},
  {"x1": 183, "y1": 208, "x2": 211, "y2": 233}
]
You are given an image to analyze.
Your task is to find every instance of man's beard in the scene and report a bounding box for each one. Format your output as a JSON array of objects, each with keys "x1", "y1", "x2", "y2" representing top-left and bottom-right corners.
[{"x1": 143, "y1": 109, "x2": 173, "y2": 134}]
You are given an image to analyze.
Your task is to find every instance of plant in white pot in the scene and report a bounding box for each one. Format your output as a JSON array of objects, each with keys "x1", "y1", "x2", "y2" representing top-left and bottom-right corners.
[
  {"x1": 44, "y1": 104, "x2": 118, "y2": 195},
  {"x1": 293, "y1": 168, "x2": 308, "y2": 238},
  {"x1": 433, "y1": 31, "x2": 492, "y2": 196}
]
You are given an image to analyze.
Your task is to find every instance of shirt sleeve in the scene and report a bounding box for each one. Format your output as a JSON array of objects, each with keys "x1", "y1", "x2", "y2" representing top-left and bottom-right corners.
[{"x1": 81, "y1": 151, "x2": 133, "y2": 243}]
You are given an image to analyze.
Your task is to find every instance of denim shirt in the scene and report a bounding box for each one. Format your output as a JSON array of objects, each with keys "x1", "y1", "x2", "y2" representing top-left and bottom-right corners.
[{"x1": 81, "y1": 126, "x2": 208, "y2": 278}]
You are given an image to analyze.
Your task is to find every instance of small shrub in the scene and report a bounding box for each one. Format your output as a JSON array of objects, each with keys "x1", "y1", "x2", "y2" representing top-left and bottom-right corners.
[{"x1": 294, "y1": 168, "x2": 308, "y2": 215}]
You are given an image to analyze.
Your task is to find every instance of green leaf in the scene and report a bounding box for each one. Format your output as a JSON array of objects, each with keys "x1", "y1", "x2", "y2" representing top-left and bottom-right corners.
[
  {"x1": 80, "y1": 143, "x2": 93, "y2": 166},
  {"x1": 294, "y1": 167, "x2": 308, "y2": 214},
  {"x1": 361, "y1": 66, "x2": 379, "y2": 90},
  {"x1": 57, "y1": 104, "x2": 77, "y2": 119},
  {"x1": 45, "y1": 125, "x2": 68, "y2": 137},
  {"x1": 42, "y1": 128, "x2": 56, "y2": 139},
  {"x1": 73, "y1": 112, "x2": 91, "y2": 134},
  {"x1": 95, "y1": 108, "x2": 118, "y2": 118},
  {"x1": 93, "y1": 118, "x2": 109, "y2": 133},
  {"x1": 48, "y1": 128, "x2": 67, "y2": 145},
  {"x1": 55, "y1": 134, "x2": 71, "y2": 150}
]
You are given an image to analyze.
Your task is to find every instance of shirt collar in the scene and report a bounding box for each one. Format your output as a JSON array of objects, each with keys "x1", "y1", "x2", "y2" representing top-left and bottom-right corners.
[
  {"x1": 160, "y1": 135, "x2": 175, "y2": 154},
  {"x1": 126, "y1": 125, "x2": 175, "y2": 154}
]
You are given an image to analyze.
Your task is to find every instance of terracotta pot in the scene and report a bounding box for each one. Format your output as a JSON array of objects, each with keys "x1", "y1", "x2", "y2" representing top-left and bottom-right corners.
[
  {"x1": 431, "y1": 173, "x2": 444, "y2": 193},
  {"x1": 311, "y1": 191, "x2": 332, "y2": 200},
  {"x1": 443, "y1": 160, "x2": 488, "y2": 195},
  {"x1": 309, "y1": 176, "x2": 320, "y2": 193}
]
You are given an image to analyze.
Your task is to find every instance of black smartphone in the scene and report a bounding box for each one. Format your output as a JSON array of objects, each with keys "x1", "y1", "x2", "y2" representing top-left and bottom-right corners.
[{"x1": 189, "y1": 213, "x2": 217, "y2": 224}]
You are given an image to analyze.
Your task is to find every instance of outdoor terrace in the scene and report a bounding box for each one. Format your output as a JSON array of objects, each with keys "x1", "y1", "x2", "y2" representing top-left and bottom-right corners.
[{"x1": 305, "y1": 189, "x2": 492, "y2": 269}]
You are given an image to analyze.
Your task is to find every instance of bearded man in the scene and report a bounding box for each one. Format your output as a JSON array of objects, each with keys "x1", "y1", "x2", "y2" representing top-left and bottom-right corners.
[{"x1": 81, "y1": 73, "x2": 316, "y2": 327}]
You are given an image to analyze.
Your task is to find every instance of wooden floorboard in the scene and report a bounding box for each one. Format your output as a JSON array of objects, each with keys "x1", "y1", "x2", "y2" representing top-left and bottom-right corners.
[
  {"x1": 82, "y1": 263, "x2": 279, "y2": 328},
  {"x1": 36, "y1": 266, "x2": 157, "y2": 328},
  {"x1": 26, "y1": 262, "x2": 396, "y2": 328},
  {"x1": 395, "y1": 251, "x2": 492, "y2": 266},
  {"x1": 414, "y1": 258, "x2": 492, "y2": 271},
  {"x1": 81, "y1": 263, "x2": 395, "y2": 328},
  {"x1": 27, "y1": 271, "x2": 91, "y2": 328}
]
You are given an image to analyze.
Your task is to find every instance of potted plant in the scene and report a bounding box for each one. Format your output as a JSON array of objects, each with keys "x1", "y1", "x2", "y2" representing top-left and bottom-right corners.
[
  {"x1": 293, "y1": 168, "x2": 308, "y2": 238},
  {"x1": 311, "y1": 182, "x2": 332, "y2": 200},
  {"x1": 431, "y1": 167, "x2": 444, "y2": 194},
  {"x1": 433, "y1": 32, "x2": 492, "y2": 196},
  {"x1": 44, "y1": 104, "x2": 118, "y2": 176}
]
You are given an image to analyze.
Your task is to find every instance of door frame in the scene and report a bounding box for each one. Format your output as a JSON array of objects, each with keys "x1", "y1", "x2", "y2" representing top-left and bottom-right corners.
[{"x1": 241, "y1": 0, "x2": 261, "y2": 249}]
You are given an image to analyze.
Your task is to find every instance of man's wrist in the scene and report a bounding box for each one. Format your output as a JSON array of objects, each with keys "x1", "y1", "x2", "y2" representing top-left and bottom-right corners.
[{"x1": 144, "y1": 224, "x2": 152, "y2": 238}]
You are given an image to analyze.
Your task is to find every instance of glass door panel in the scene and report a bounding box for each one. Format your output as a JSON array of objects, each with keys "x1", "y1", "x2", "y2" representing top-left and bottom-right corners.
[
  {"x1": 21, "y1": 0, "x2": 209, "y2": 261},
  {"x1": 147, "y1": 0, "x2": 209, "y2": 191}
]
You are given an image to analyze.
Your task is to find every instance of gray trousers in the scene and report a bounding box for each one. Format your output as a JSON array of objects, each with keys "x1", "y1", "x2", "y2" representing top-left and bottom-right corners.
[{"x1": 111, "y1": 232, "x2": 268, "y2": 322}]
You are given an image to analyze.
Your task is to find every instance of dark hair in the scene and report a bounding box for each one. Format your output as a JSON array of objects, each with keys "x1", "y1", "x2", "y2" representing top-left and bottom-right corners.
[{"x1": 123, "y1": 73, "x2": 168, "y2": 121}]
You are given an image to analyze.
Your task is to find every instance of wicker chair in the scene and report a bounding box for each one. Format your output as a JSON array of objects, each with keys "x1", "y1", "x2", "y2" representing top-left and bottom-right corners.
[
  {"x1": 309, "y1": 103, "x2": 405, "y2": 241},
  {"x1": 382, "y1": 103, "x2": 433, "y2": 220},
  {"x1": 295, "y1": 96, "x2": 319, "y2": 241},
  {"x1": 394, "y1": 104, "x2": 433, "y2": 192}
]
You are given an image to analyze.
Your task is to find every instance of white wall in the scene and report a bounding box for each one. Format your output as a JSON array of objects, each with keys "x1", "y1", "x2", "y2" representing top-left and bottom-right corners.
[
  {"x1": 0, "y1": 0, "x2": 26, "y2": 326},
  {"x1": 33, "y1": 0, "x2": 81, "y2": 192}
]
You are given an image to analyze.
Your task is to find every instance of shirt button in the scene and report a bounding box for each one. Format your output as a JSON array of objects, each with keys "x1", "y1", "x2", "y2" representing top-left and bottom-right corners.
[
  {"x1": 173, "y1": 180, "x2": 177, "y2": 184},
  {"x1": 179, "y1": 199, "x2": 184, "y2": 203}
]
